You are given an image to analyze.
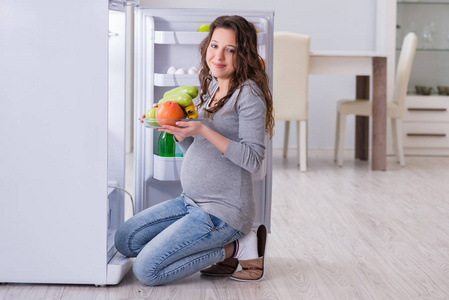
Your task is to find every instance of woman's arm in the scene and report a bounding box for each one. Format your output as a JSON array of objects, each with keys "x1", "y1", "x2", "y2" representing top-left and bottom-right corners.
[
  {"x1": 223, "y1": 92, "x2": 266, "y2": 173},
  {"x1": 158, "y1": 121, "x2": 228, "y2": 155}
]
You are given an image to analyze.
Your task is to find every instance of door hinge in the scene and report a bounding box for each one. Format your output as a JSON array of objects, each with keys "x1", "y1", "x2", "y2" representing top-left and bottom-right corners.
[{"x1": 109, "y1": 0, "x2": 139, "y2": 8}]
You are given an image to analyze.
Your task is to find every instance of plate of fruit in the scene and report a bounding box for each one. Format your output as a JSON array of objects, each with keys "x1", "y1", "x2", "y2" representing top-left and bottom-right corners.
[{"x1": 141, "y1": 85, "x2": 202, "y2": 129}]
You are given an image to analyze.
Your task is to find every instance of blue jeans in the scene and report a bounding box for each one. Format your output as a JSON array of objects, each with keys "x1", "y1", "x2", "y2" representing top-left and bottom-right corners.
[{"x1": 114, "y1": 196, "x2": 244, "y2": 286}]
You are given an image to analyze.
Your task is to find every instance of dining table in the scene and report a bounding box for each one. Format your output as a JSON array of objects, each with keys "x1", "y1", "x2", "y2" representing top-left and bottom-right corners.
[{"x1": 309, "y1": 51, "x2": 387, "y2": 171}]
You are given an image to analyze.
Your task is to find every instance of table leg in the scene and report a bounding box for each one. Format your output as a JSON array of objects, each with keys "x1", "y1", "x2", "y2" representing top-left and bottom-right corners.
[
  {"x1": 371, "y1": 57, "x2": 387, "y2": 171},
  {"x1": 355, "y1": 76, "x2": 370, "y2": 161}
]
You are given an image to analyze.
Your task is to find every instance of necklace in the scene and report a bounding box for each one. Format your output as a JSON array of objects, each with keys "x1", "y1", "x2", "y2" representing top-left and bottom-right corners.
[
  {"x1": 210, "y1": 90, "x2": 222, "y2": 107},
  {"x1": 209, "y1": 97, "x2": 219, "y2": 108}
]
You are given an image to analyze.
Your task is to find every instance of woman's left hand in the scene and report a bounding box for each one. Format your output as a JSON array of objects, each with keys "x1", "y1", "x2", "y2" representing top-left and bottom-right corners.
[
  {"x1": 158, "y1": 120, "x2": 204, "y2": 141},
  {"x1": 159, "y1": 120, "x2": 228, "y2": 154}
]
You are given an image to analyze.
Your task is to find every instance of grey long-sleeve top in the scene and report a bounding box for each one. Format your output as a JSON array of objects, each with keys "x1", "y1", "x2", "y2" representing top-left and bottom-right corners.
[{"x1": 177, "y1": 79, "x2": 267, "y2": 234}]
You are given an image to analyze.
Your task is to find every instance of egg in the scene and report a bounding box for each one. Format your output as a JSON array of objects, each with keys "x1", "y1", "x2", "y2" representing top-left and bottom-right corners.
[
  {"x1": 167, "y1": 66, "x2": 177, "y2": 74},
  {"x1": 187, "y1": 67, "x2": 197, "y2": 75},
  {"x1": 175, "y1": 68, "x2": 187, "y2": 74}
]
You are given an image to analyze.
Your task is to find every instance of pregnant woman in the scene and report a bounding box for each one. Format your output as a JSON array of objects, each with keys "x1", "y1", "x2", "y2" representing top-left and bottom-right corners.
[{"x1": 115, "y1": 15, "x2": 274, "y2": 286}]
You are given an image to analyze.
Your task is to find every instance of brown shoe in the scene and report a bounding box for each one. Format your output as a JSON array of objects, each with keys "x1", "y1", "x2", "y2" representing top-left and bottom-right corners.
[
  {"x1": 200, "y1": 257, "x2": 239, "y2": 277},
  {"x1": 231, "y1": 225, "x2": 267, "y2": 282}
]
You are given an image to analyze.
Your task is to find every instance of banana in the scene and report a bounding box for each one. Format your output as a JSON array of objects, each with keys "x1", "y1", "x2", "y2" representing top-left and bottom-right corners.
[
  {"x1": 187, "y1": 110, "x2": 199, "y2": 119},
  {"x1": 184, "y1": 103, "x2": 196, "y2": 115},
  {"x1": 164, "y1": 86, "x2": 199, "y2": 99},
  {"x1": 158, "y1": 93, "x2": 192, "y2": 108}
]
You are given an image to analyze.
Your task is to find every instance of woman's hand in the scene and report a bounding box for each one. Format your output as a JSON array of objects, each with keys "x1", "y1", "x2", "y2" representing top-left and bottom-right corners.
[
  {"x1": 158, "y1": 120, "x2": 229, "y2": 154},
  {"x1": 158, "y1": 120, "x2": 204, "y2": 142}
]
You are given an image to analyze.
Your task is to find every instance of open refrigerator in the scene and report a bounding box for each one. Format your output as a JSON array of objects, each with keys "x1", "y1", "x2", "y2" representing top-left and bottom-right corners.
[{"x1": 0, "y1": 0, "x2": 273, "y2": 286}]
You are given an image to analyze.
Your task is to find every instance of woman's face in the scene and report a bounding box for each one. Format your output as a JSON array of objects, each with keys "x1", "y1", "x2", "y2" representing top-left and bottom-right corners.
[{"x1": 206, "y1": 28, "x2": 237, "y2": 81}]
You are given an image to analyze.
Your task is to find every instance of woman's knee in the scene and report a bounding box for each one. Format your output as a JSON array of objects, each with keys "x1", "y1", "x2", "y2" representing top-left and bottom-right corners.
[
  {"x1": 133, "y1": 255, "x2": 160, "y2": 286},
  {"x1": 114, "y1": 221, "x2": 137, "y2": 257}
]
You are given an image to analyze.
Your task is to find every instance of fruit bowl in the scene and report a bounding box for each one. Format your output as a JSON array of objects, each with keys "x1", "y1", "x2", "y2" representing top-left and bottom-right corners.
[{"x1": 140, "y1": 118, "x2": 203, "y2": 129}]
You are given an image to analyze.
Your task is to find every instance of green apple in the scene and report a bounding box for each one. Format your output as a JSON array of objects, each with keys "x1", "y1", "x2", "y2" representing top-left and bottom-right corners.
[
  {"x1": 145, "y1": 107, "x2": 159, "y2": 127},
  {"x1": 146, "y1": 107, "x2": 157, "y2": 119},
  {"x1": 197, "y1": 24, "x2": 210, "y2": 32}
]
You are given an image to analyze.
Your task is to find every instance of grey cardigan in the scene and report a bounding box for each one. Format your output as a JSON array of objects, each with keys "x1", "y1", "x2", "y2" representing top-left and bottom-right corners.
[{"x1": 178, "y1": 78, "x2": 267, "y2": 234}]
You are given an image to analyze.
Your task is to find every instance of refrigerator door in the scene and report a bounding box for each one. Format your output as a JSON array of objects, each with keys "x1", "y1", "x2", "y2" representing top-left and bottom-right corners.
[
  {"x1": 134, "y1": 8, "x2": 274, "y2": 230},
  {"x1": 106, "y1": 3, "x2": 131, "y2": 285},
  {"x1": 0, "y1": 0, "x2": 132, "y2": 286},
  {"x1": 108, "y1": 5, "x2": 127, "y2": 264},
  {"x1": 0, "y1": 0, "x2": 110, "y2": 285}
]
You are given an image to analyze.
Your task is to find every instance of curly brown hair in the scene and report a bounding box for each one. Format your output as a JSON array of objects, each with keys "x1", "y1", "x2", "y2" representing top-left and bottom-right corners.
[{"x1": 198, "y1": 15, "x2": 274, "y2": 139}]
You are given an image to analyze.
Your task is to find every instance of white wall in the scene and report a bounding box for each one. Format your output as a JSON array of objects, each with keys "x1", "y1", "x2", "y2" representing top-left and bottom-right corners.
[{"x1": 140, "y1": 0, "x2": 378, "y2": 149}]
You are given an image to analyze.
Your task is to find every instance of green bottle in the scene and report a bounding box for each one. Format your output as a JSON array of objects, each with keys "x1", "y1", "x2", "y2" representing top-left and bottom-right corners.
[
  {"x1": 175, "y1": 143, "x2": 183, "y2": 157},
  {"x1": 158, "y1": 132, "x2": 175, "y2": 157}
]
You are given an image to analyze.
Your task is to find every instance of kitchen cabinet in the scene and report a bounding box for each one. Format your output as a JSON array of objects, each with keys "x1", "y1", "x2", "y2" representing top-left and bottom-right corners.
[
  {"x1": 402, "y1": 95, "x2": 449, "y2": 155},
  {"x1": 396, "y1": 1, "x2": 449, "y2": 156}
]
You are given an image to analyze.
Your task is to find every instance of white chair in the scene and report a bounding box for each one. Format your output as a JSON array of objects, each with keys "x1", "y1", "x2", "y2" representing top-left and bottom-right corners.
[
  {"x1": 273, "y1": 32, "x2": 311, "y2": 172},
  {"x1": 334, "y1": 32, "x2": 417, "y2": 167}
]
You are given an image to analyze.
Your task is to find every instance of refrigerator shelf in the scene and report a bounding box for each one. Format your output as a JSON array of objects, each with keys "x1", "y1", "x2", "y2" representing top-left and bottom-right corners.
[
  {"x1": 155, "y1": 31, "x2": 207, "y2": 44},
  {"x1": 107, "y1": 252, "x2": 133, "y2": 285},
  {"x1": 154, "y1": 73, "x2": 200, "y2": 86},
  {"x1": 154, "y1": 31, "x2": 266, "y2": 45},
  {"x1": 153, "y1": 155, "x2": 183, "y2": 181}
]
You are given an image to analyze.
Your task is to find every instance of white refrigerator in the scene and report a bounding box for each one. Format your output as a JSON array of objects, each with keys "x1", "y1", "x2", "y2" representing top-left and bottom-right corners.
[{"x1": 0, "y1": 0, "x2": 274, "y2": 285}]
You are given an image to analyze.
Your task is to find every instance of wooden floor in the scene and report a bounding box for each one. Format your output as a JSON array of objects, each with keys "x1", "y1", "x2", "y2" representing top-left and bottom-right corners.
[{"x1": 2, "y1": 149, "x2": 449, "y2": 300}]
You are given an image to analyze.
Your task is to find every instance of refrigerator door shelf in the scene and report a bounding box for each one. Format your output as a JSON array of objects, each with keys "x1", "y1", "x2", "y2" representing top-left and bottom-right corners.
[
  {"x1": 154, "y1": 73, "x2": 200, "y2": 87},
  {"x1": 106, "y1": 252, "x2": 133, "y2": 285},
  {"x1": 107, "y1": 184, "x2": 124, "y2": 262},
  {"x1": 154, "y1": 30, "x2": 266, "y2": 45},
  {"x1": 153, "y1": 155, "x2": 183, "y2": 181}
]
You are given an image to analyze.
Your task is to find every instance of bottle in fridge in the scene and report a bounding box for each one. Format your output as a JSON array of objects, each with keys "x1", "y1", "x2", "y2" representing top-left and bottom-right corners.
[{"x1": 158, "y1": 132, "x2": 176, "y2": 157}]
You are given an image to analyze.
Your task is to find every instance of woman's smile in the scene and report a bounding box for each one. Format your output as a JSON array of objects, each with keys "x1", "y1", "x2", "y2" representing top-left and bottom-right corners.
[{"x1": 212, "y1": 62, "x2": 226, "y2": 69}]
